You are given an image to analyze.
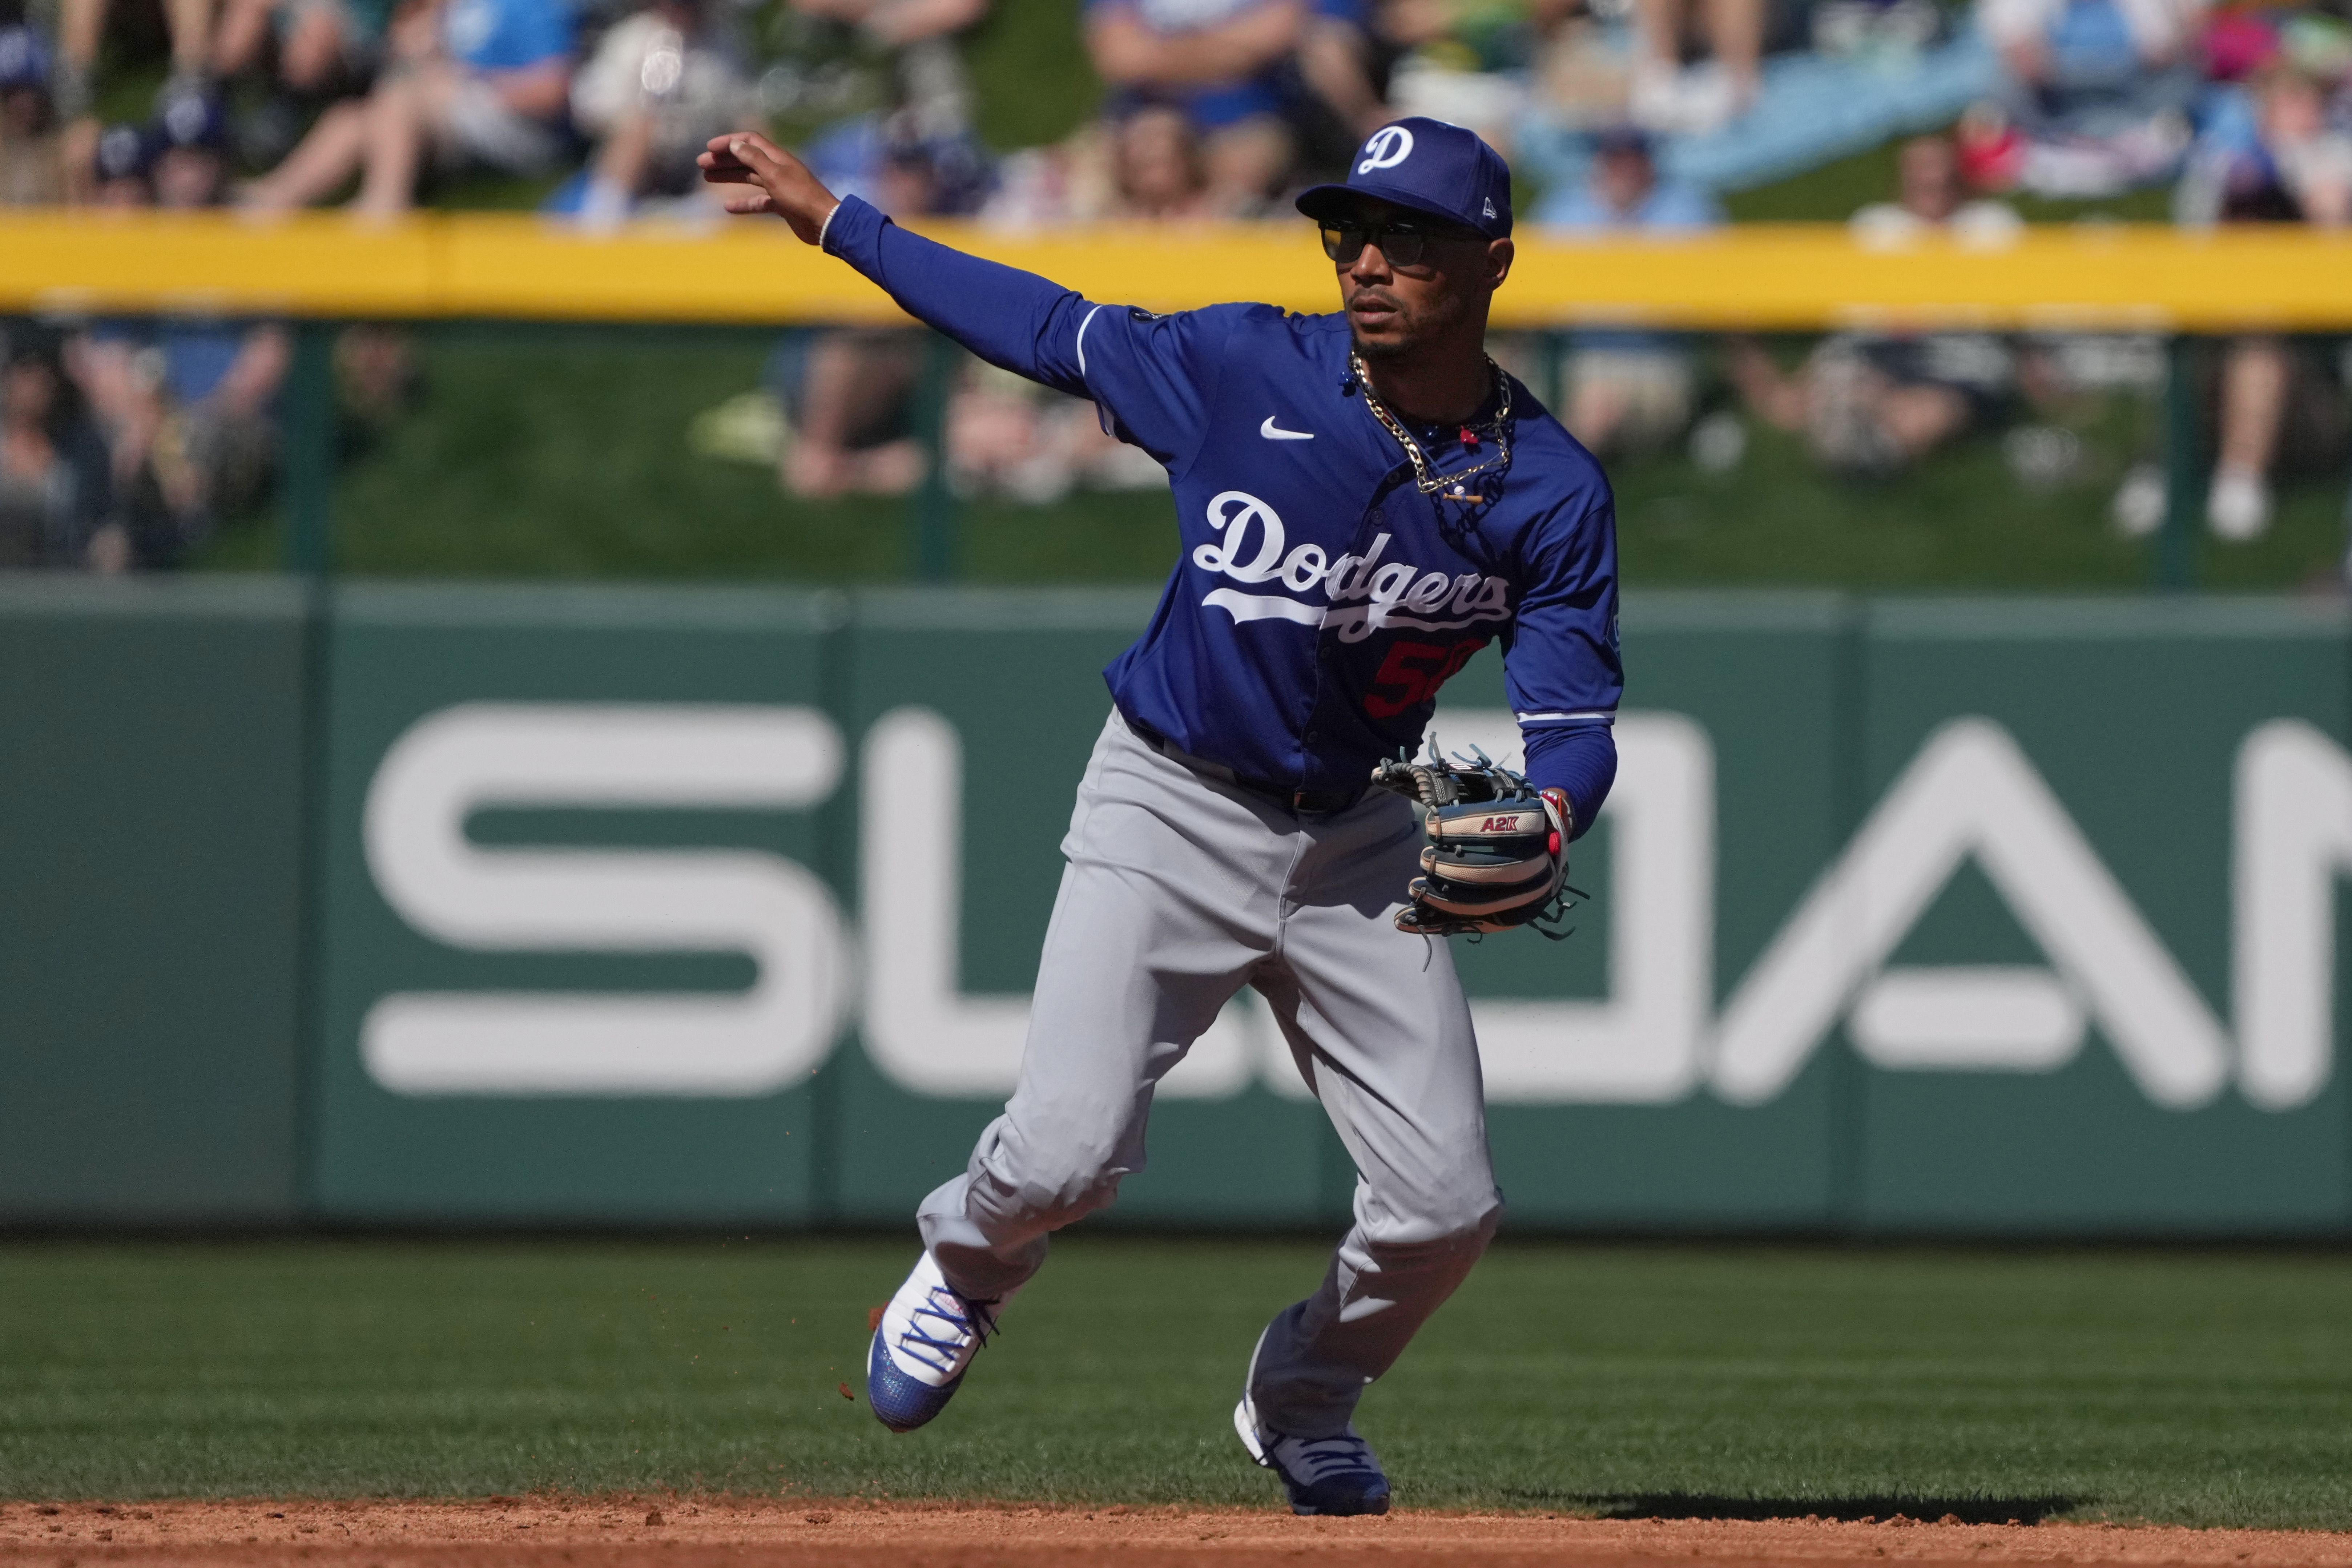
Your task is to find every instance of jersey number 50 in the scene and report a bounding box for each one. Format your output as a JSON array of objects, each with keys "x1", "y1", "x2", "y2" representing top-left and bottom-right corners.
[{"x1": 1362, "y1": 637, "x2": 1489, "y2": 719}]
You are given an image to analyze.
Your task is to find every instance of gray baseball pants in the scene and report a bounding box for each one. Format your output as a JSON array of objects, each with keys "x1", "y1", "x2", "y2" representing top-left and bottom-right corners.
[{"x1": 917, "y1": 710, "x2": 1503, "y2": 1439}]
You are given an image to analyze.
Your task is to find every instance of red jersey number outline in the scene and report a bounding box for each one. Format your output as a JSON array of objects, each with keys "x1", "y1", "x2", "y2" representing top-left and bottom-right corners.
[{"x1": 1362, "y1": 637, "x2": 1489, "y2": 719}]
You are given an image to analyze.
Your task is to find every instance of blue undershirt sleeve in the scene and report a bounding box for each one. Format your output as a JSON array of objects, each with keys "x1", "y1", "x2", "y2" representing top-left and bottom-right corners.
[
  {"x1": 1522, "y1": 723, "x2": 1617, "y2": 839},
  {"x1": 1503, "y1": 479, "x2": 1623, "y2": 837},
  {"x1": 820, "y1": 194, "x2": 1227, "y2": 468}
]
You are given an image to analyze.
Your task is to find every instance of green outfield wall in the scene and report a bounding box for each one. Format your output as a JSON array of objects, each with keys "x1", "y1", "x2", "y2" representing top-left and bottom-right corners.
[{"x1": 5, "y1": 576, "x2": 2351, "y2": 1236}]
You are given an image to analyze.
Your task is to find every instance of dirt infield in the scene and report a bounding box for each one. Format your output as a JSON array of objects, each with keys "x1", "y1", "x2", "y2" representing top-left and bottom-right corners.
[{"x1": 4, "y1": 1500, "x2": 2351, "y2": 1568}]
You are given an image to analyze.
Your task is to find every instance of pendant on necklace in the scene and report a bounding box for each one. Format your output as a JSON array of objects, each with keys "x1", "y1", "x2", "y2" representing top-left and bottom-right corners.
[{"x1": 1461, "y1": 426, "x2": 1479, "y2": 450}]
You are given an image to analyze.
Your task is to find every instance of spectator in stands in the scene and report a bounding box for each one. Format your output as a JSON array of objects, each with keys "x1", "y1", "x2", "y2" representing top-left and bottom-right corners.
[
  {"x1": 787, "y1": 0, "x2": 990, "y2": 160},
  {"x1": 71, "y1": 312, "x2": 290, "y2": 566},
  {"x1": 951, "y1": 104, "x2": 1209, "y2": 498},
  {"x1": 1535, "y1": 119, "x2": 1718, "y2": 230},
  {"x1": 1370, "y1": 0, "x2": 1560, "y2": 153},
  {"x1": 798, "y1": 98, "x2": 992, "y2": 216},
  {"x1": 0, "y1": 23, "x2": 67, "y2": 204},
  {"x1": 1630, "y1": 0, "x2": 1764, "y2": 133},
  {"x1": 2179, "y1": 60, "x2": 2352, "y2": 226},
  {"x1": 47, "y1": 0, "x2": 219, "y2": 199},
  {"x1": 150, "y1": 74, "x2": 233, "y2": 206},
  {"x1": 1535, "y1": 124, "x2": 1720, "y2": 456},
  {"x1": 765, "y1": 128, "x2": 988, "y2": 497},
  {"x1": 790, "y1": 0, "x2": 988, "y2": 52},
  {"x1": 975, "y1": 122, "x2": 1114, "y2": 226},
  {"x1": 770, "y1": 328, "x2": 927, "y2": 497},
  {"x1": 1111, "y1": 101, "x2": 1218, "y2": 218},
  {"x1": 0, "y1": 329, "x2": 112, "y2": 568},
  {"x1": 978, "y1": 105, "x2": 1217, "y2": 225},
  {"x1": 1294, "y1": 0, "x2": 1388, "y2": 145},
  {"x1": 566, "y1": 0, "x2": 756, "y2": 225},
  {"x1": 210, "y1": 0, "x2": 391, "y2": 105},
  {"x1": 86, "y1": 118, "x2": 154, "y2": 203},
  {"x1": 946, "y1": 355, "x2": 1170, "y2": 501},
  {"x1": 2197, "y1": 330, "x2": 2350, "y2": 540},
  {"x1": 69, "y1": 107, "x2": 289, "y2": 567},
  {"x1": 1970, "y1": 0, "x2": 2202, "y2": 196},
  {"x1": 1084, "y1": 0, "x2": 1320, "y2": 211},
  {"x1": 1727, "y1": 132, "x2": 2019, "y2": 472},
  {"x1": 1852, "y1": 129, "x2": 2026, "y2": 246},
  {"x1": 49, "y1": 0, "x2": 217, "y2": 120},
  {"x1": 2171, "y1": 63, "x2": 2352, "y2": 539},
  {"x1": 241, "y1": 0, "x2": 572, "y2": 217}
]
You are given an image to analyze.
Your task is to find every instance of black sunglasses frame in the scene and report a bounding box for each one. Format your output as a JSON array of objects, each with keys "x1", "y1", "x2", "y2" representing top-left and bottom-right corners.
[{"x1": 1318, "y1": 217, "x2": 1481, "y2": 269}]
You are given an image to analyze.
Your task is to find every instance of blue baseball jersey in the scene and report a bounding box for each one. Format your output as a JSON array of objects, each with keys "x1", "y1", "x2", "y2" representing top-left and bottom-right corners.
[{"x1": 822, "y1": 196, "x2": 1622, "y2": 828}]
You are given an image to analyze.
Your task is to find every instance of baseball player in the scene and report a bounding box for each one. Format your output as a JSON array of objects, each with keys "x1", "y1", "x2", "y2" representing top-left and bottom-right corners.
[{"x1": 702, "y1": 116, "x2": 1620, "y2": 1516}]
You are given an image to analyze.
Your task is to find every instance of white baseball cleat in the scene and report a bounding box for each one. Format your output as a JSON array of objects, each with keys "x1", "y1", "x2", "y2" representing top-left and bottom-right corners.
[{"x1": 865, "y1": 1251, "x2": 1009, "y2": 1433}]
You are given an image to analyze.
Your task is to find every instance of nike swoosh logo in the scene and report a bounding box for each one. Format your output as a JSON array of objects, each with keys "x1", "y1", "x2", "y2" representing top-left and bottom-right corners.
[{"x1": 1260, "y1": 416, "x2": 1314, "y2": 441}]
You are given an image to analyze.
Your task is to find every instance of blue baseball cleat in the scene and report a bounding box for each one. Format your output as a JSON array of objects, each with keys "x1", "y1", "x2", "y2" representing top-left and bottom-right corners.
[
  {"x1": 1233, "y1": 1394, "x2": 1393, "y2": 1516},
  {"x1": 865, "y1": 1251, "x2": 1006, "y2": 1434}
]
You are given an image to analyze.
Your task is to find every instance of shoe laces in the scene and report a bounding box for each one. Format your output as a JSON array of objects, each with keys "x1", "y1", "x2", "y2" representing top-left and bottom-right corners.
[
  {"x1": 1274, "y1": 1431, "x2": 1380, "y2": 1484},
  {"x1": 896, "y1": 1283, "x2": 999, "y2": 1377}
]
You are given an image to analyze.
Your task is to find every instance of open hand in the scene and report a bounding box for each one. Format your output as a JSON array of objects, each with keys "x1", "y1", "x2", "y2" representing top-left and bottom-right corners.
[{"x1": 698, "y1": 131, "x2": 840, "y2": 245}]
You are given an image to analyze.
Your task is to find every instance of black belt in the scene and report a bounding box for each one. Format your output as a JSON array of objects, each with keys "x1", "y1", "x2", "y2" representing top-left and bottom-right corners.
[{"x1": 1125, "y1": 716, "x2": 1368, "y2": 816}]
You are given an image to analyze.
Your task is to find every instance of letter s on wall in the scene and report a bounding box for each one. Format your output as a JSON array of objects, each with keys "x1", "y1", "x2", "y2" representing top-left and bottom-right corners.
[{"x1": 360, "y1": 703, "x2": 852, "y2": 1097}]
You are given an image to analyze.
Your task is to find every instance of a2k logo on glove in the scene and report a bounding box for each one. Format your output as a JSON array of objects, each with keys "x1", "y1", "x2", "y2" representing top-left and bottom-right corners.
[{"x1": 1191, "y1": 489, "x2": 1511, "y2": 642}]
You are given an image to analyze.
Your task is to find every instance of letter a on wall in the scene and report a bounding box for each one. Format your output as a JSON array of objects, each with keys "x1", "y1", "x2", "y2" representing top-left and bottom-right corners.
[
  {"x1": 2235, "y1": 718, "x2": 2352, "y2": 1110},
  {"x1": 1710, "y1": 717, "x2": 2231, "y2": 1109}
]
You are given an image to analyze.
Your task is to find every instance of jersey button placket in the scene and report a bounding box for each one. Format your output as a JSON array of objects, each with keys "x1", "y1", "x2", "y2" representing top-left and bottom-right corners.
[{"x1": 1302, "y1": 489, "x2": 1393, "y2": 784}]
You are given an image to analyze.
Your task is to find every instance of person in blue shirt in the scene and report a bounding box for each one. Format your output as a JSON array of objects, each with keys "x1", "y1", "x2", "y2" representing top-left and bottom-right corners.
[
  {"x1": 1534, "y1": 124, "x2": 1721, "y2": 456},
  {"x1": 703, "y1": 114, "x2": 1620, "y2": 1516},
  {"x1": 1086, "y1": 0, "x2": 1366, "y2": 211},
  {"x1": 243, "y1": 0, "x2": 571, "y2": 215},
  {"x1": 72, "y1": 94, "x2": 290, "y2": 569}
]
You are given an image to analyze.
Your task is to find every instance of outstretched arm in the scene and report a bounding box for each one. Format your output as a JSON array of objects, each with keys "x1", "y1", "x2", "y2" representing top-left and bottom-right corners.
[{"x1": 698, "y1": 130, "x2": 1093, "y2": 397}]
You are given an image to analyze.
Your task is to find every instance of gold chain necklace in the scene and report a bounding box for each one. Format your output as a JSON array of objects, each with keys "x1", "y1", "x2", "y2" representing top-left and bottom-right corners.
[{"x1": 1351, "y1": 349, "x2": 1514, "y2": 498}]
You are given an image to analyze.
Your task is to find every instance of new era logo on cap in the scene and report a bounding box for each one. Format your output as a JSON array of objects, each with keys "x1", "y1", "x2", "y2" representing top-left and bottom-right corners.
[{"x1": 1296, "y1": 117, "x2": 1513, "y2": 239}]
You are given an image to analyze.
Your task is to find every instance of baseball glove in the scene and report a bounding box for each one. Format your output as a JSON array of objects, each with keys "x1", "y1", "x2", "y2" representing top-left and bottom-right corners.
[{"x1": 1370, "y1": 748, "x2": 1577, "y2": 938}]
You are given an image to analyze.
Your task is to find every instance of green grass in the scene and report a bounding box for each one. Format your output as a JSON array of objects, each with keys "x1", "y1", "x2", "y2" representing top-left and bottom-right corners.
[
  {"x1": 966, "y1": 0, "x2": 1102, "y2": 156},
  {"x1": 7, "y1": 1240, "x2": 2352, "y2": 1525},
  {"x1": 194, "y1": 326, "x2": 2351, "y2": 590},
  {"x1": 200, "y1": 328, "x2": 1182, "y2": 583},
  {"x1": 1611, "y1": 395, "x2": 2352, "y2": 592}
]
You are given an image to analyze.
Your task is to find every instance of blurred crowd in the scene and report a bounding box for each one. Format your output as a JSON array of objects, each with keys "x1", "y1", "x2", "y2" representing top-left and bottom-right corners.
[{"x1": 0, "y1": 0, "x2": 2346, "y2": 562}]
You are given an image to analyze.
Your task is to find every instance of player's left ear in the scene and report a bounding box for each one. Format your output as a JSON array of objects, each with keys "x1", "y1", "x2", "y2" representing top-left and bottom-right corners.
[{"x1": 1482, "y1": 237, "x2": 1514, "y2": 294}]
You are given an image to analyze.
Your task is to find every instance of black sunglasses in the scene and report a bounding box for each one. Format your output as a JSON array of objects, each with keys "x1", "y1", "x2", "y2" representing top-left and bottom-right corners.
[{"x1": 1318, "y1": 217, "x2": 1477, "y2": 269}]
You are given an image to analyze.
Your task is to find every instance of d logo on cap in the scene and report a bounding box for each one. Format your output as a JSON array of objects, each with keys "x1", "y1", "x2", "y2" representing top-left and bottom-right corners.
[{"x1": 1356, "y1": 126, "x2": 1413, "y2": 173}]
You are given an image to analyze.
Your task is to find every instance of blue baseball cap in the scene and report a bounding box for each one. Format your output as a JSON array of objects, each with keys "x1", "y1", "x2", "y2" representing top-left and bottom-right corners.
[
  {"x1": 92, "y1": 121, "x2": 154, "y2": 183},
  {"x1": 1295, "y1": 117, "x2": 1513, "y2": 239},
  {"x1": 153, "y1": 79, "x2": 227, "y2": 151},
  {"x1": 0, "y1": 25, "x2": 53, "y2": 92}
]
